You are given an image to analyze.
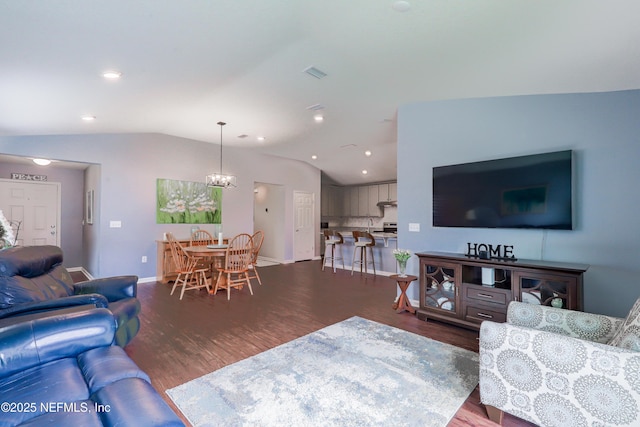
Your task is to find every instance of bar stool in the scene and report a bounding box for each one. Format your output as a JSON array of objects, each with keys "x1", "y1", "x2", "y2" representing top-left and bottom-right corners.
[
  {"x1": 351, "y1": 231, "x2": 376, "y2": 276},
  {"x1": 322, "y1": 230, "x2": 344, "y2": 273}
]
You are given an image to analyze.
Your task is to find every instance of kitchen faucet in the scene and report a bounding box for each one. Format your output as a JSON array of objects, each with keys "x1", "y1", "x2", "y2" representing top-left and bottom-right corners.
[{"x1": 367, "y1": 217, "x2": 374, "y2": 232}]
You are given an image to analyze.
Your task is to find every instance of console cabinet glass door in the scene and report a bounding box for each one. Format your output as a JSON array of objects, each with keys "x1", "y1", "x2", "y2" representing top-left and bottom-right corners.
[
  {"x1": 421, "y1": 260, "x2": 460, "y2": 316},
  {"x1": 513, "y1": 271, "x2": 579, "y2": 310}
]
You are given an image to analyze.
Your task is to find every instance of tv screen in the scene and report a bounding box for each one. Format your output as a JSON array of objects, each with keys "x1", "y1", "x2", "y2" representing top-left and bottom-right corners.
[{"x1": 433, "y1": 150, "x2": 573, "y2": 230}]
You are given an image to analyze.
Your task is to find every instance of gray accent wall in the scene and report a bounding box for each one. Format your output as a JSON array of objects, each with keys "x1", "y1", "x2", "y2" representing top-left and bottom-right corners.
[
  {"x1": 397, "y1": 89, "x2": 640, "y2": 317},
  {"x1": 0, "y1": 133, "x2": 321, "y2": 278}
]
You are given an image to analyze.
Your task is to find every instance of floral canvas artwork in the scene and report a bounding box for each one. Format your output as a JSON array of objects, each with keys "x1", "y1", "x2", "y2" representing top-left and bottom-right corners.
[{"x1": 156, "y1": 179, "x2": 222, "y2": 224}]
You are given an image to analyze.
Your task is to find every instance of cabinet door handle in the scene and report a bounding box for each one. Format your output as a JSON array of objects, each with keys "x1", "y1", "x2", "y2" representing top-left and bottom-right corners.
[
  {"x1": 476, "y1": 312, "x2": 493, "y2": 319},
  {"x1": 477, "y1": 293, "x2": 494, "y2": 299}
]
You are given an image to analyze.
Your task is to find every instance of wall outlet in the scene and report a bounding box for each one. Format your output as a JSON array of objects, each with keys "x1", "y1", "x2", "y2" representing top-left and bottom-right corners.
[
  {"x1": 408, "y1": 223, "x2": 420, "y2": 232},
  {"x1": 109, "y1": 220, "x2": 122, "y2": 228},
  {"x1": 141, "y1": 256, "x2": 147, "y2": 263}
]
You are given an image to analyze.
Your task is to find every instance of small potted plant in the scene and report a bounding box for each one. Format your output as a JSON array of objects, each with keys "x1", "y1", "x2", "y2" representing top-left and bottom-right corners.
[{"x1": 393, "y1": 248, "x2": 412, "y2": 277}]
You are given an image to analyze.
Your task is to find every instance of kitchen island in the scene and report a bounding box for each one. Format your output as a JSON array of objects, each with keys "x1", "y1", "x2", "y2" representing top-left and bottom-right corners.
[{"x1": 322, "y1": 228, "x2": 398, "y2": 275}]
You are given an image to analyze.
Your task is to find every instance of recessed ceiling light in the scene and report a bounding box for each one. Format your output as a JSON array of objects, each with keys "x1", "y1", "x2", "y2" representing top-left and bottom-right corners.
[
  {"x1": 103, "y1": 71, "x2": 122, "y2": 79},
  {"x1": 257, "y1": 136, "x2": 266, "y2": 142},
  {"x1": 33, "y1": 158, "x2": 51, "y2": 166},
  {"x1": 314, "y1": 114, "x2": 324, "y2": 122},
  {"x1": 311, "y1": 155, "x2": 318, "y2": 160},
  {"x1": 392, "y1": 1, "x2": 411, "y2": 12},
  {"x1": 365, "y1": 150, "x2": 372, "y2": 157},
  {"x1": 82, "y1": 115, "x2": 96, "y2": 121},
  {"x1": 362, "y1": 170, "x2": 368, "y2": 175}
]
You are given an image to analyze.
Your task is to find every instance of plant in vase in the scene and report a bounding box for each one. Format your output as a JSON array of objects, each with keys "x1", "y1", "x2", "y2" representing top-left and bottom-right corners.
[
  {"x1": 0, "y1": 210, "x2": 16, "y2": 249},
  {"x1": 393, "y1": 249, "x2": 412, "y2": 277}
]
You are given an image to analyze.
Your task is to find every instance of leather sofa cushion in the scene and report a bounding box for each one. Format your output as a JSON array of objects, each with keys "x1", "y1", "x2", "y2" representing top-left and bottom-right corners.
[
  {"x1": 0, "y1": 358, "x2": 90, "y2": 426},
  {"x1": 78, "y1": 346, "x2": 150, "y2": 393},
  {"x1": 0, "y1": 246, "x2": 63, "y2": 278},
  {"x1": 92, "y1": 377, "x2": 185, "y2": 427},
  {"x1": 0, "y1": 269, "x2": 74, "y2": 308},
  {"x1": 0, "y1": 308, "x2": 115, "y2": 378}
]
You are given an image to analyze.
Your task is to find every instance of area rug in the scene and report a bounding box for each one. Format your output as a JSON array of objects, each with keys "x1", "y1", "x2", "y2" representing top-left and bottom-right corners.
[{"x1": 166, "y1": 316, "x2": 478, "y2": 427}]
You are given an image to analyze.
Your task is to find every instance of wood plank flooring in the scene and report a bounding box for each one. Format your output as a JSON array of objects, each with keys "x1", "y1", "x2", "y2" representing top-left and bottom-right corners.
[{"x1": 124, "y1": 260, "x2": 535, "y2": 427}]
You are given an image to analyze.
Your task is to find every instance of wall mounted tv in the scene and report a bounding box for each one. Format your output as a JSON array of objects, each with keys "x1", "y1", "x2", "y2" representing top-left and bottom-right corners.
[{"x1": 433, "y1": 150, "x2": 573, "y2": 230}]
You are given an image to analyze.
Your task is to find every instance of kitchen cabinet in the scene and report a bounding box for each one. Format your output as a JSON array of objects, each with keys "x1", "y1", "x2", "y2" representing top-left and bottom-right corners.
[
  {"x1": 349, "y1": 187, "x2": 359, "y2": 216},
  {"x1": 358, "y1": 186, "x2": 369, "y2": 216},
  {"x1": 378, "y1": 184, "x2": 389, "y2": 202},
  {"x1": 357, "y1": 185, "x2": 381, "y2": 217},
  {"x1": 321, "y1": 185, "x2": 342, "y2": 217},
  {"x1": 368, "y1": 185, "x2": 379, "y2": 216},
  {"x1": 321, "y1": 181, "x2": 396, "y2": 217},
  {"x1": 416, "y1": 251, "x2": 588, "y2": 330},
  {"x1": 388, "y1": 182, "x2": 397, "y2": 201},
  {"x1": 342, "y1": 187, "x2": 351, "y2": 217}
]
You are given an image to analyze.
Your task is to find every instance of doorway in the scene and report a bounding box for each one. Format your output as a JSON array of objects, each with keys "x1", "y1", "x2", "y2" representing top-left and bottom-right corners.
[
  {"x1": 253, "y1": 182, "x2": 286, "y2": 262},
  {"x1": 0, "y1": 178, "x2": 61, "y2": 246}
]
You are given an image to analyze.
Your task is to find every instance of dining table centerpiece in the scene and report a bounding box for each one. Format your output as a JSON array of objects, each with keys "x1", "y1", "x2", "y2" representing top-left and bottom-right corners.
[{"x1": 393, "y1": 248, "x2": 412, "y2": 277}]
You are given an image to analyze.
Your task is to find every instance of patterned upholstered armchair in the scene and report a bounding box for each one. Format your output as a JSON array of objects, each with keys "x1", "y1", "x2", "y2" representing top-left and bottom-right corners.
[{"x1": 479, "y1": 300, "x2": 640, "y2": 427}]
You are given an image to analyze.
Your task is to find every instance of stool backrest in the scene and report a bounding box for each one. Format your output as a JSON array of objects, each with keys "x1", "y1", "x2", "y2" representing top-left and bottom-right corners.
[
  {"x1": 323, "y1": 229, "x2": 344, "y2": 244},
  {"x1": 353, "y1": 231, "x2": 375, "y2": 246}
]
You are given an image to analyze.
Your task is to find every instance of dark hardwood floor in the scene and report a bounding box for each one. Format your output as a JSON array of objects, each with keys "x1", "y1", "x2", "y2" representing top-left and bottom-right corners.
[{"x1": 124, "y1": 260, "x2": 534, "y2": 427}]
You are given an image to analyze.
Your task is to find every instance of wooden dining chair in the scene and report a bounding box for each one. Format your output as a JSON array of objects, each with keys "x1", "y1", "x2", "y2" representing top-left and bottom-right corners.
[
  {"x1": 213, "y1": 233, "x2": 253, "y2": 300},
  {"x1": 166, "y1": 232, "x2": 210, "y2": 300},
  {"x1": 190, "y1": 229, "x2": 215, "y2": 270},
  {"x1": 190, "y1": 229, "x2": 214, "y2": 246},
  {"x1": 248, "y1": 230, "x2": 264, "y2": 285}
]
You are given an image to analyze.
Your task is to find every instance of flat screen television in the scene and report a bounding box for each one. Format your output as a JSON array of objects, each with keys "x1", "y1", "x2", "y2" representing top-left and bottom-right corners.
[{"x1": 433, "y1": 150, "x2": 573, "y2": 230}]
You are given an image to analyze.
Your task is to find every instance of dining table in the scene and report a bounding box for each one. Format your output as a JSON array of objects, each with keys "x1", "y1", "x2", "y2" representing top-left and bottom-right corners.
[{"x1": 183, "y1": 244, "x2": 228, "y2": 294}]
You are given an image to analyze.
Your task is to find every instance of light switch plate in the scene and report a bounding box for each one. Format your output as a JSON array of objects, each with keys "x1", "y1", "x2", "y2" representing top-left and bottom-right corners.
[
  {"x1": 408, "y1": 223, "x2": 420, "y2": 232},
  {"x1": 109, "y1": 220, "x2": 122, "y2": 228}
]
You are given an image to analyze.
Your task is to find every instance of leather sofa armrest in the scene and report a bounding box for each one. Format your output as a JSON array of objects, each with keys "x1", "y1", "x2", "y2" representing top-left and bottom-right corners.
[
  {"x1": 74, "y1": 275, "x2": 138, "y2": 301},
  {"x1": 0, "y1": 308, "x2": 116, "y2": 378},
  {"x1": 0, "y1": 293, "x2": 109, "y2": 319}
]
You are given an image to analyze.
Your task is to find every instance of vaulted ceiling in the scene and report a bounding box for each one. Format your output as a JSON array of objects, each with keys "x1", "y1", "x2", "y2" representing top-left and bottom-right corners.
[{"x1": 1, "y1": 1, "x2": 639, "y2": 184}]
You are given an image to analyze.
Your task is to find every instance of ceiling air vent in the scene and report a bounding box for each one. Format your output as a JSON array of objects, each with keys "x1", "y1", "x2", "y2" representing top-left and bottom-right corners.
[
  {"x1": 303, "y1": 66, "x2": 327, "y2": 79},
  {"x1": 306, "y1": 103, "x2": 325, "y2": 111}
]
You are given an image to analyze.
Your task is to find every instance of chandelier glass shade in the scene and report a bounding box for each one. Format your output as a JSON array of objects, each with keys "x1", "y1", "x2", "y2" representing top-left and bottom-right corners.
[{"x1": 206, "y1": 121, "x2": 237, "y2": 188}]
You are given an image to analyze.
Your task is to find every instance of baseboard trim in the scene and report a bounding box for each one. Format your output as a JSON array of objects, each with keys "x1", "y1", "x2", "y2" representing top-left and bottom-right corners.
[{"x1": 66, "y1": 266, "x2": 94, "y2": 281}]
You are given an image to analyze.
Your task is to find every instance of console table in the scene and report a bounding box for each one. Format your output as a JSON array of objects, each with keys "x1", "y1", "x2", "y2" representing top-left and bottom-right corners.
[{"x1": 416, "y1": 251, "x2": 589, "y2": 330}]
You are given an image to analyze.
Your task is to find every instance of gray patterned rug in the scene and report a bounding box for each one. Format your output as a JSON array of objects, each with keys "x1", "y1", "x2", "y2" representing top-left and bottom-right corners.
[{"x1": 167, "y1": 317, "x2": 478, "y2": 426}]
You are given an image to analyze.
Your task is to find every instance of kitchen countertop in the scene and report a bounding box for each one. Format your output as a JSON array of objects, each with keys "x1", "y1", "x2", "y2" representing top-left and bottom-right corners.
[{"x1": 321, "y1": 228, "x2": 397, "y2": 239}]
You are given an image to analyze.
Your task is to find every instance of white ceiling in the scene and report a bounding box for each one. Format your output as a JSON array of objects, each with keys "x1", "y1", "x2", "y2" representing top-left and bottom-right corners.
[{"x1": 1, "y1": 1, "x2": 639, "y2": 185}]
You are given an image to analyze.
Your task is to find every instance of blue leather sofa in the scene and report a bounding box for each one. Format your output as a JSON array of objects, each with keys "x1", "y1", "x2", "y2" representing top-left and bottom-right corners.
[
  {"x1": 0, "y1": 307, "x2": 183, "y2": 426},
  {"x1": 0, "y1": 245, "x2": 140, "y2": 346}
]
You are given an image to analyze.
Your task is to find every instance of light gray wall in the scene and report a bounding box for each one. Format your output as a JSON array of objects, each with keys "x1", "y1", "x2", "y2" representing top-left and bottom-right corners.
[
  {"x1": 0, "y1": 133, "x2": 321, "y2": 278},
  {"x1": 0, "y1": 160, "x2": 85, "y2": 267},
  {"x1": 253, "y1": 182, "x2": 286, "y2": 261},
  {"x1": 397, "y1": 89, "x2": 640, "y2": 318}
]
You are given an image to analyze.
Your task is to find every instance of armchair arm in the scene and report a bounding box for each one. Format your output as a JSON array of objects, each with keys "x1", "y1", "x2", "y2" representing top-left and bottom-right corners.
[
  {"x1": 0, "y1": 308, "x2": 115, "y2": 379},
  {"x1": 0, "y1": 293, "x2": 109, "y2": 319},
  {"x1": 74, "y1": 275, "x2": 138, "y2": 302},
  {"x1": 479, "y1": 320, "x2": 640, "y2": 427},
  {"x1": 507, "y1": 301, "x2": 623, "y2": 344}
]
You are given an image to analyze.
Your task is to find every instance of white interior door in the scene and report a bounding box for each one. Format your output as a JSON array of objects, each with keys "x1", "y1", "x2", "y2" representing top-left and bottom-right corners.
[
  {"x1": 293, "y1": 191, "x2": 315, "y2": 261},
  {"x1": 0, "y1": 179, "x2": 61, "y2": 246}
]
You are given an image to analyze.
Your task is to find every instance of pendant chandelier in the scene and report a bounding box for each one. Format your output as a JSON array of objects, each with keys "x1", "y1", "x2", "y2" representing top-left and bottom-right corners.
[{"x1": 206, "y1": 121, "x2": 237, "y2": 188}]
